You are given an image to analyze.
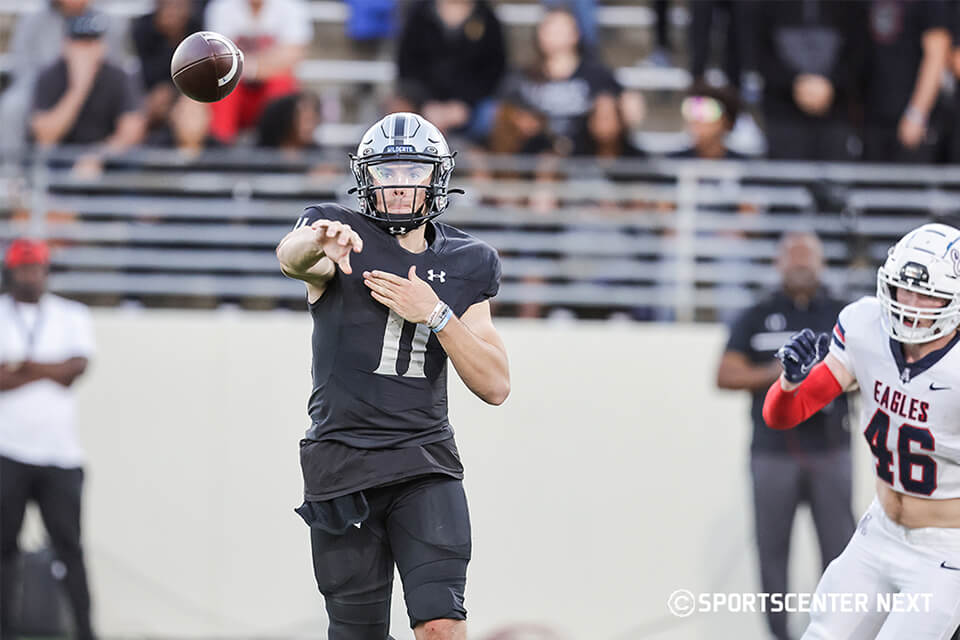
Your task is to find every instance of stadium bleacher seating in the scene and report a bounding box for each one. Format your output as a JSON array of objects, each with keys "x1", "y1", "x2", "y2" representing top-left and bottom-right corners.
[{"x1": 1, "y1": 144, "x2": 952, "y2": 320}]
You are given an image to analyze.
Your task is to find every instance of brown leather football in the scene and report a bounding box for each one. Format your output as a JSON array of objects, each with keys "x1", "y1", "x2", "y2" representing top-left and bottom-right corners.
[{"x1": 170, "y1": 31, "x2": 244, "y2": 102}]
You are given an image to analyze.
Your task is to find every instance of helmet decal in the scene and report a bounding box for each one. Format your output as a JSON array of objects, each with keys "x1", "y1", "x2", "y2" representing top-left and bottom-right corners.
[
  {"x1": 899, "y1": 261, "x2": 930, "y2": 286},
  {"x1": 877, "y1": 223, "x2": 960, "y2": 344}
]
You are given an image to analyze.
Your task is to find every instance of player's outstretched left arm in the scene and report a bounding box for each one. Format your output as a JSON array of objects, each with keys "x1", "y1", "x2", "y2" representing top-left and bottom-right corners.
[
  {"x1": 762, "y1": 329, "x2": 854, "y2": 430},
  {"x1": 363, "y1": 266, "x2": 510, "y2": 405}
]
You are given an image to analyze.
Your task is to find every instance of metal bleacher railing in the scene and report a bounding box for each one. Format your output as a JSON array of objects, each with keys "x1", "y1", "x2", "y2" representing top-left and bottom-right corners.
[{"x1": 0, "y1": 145, "x2": 952, "y2": 321}]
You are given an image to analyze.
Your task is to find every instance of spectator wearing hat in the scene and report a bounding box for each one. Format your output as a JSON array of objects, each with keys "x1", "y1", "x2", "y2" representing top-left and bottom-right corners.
[
  {"x1": 0, "y1": 0, "x2": 130, "y2": 154},
  {"x1": 670, "y1": 84, "x2": 745, "y2": 159},
  {"x1": 0, "y1": 239, "x2": 97, "y2": 640},
  {"x1": 30, "y1": 9, "x2": 146, "y2": 175}
]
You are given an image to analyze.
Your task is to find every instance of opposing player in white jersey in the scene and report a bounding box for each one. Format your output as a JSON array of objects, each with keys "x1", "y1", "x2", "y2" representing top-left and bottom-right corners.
[{"x1": 763, "y1": 223, "x2": 960, "y2": 639}]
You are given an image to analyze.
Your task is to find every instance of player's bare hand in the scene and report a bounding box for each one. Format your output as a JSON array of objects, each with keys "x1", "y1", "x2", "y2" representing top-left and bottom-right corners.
[
  {"x1": 311, "y1": 219, "x2": 363, "y2": 274},
  {"x1": 362, "y1": 266, "x2": 439, "y2": 323}
]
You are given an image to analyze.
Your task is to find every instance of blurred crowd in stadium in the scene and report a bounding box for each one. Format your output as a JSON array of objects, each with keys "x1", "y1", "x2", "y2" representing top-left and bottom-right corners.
[
  {"x1": 3, "y1": 0, "x2": 960, "y2": 170},
  {"x1": 0, "y1": 0, "x2": 956, "y2": 323}
]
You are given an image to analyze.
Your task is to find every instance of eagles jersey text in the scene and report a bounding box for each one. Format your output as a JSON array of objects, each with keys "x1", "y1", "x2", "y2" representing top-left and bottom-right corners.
[{"x1": 830, "y1": 297, "x2": 960, "y2": 498}]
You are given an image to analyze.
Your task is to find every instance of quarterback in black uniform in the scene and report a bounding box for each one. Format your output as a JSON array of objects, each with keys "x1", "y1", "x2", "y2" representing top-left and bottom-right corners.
[{"x1": 276, "y1": 112, "x2": 510, "y2": 640}]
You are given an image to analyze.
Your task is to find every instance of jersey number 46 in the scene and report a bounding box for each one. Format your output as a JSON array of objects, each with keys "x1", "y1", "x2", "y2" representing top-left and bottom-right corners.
[{"x1": 864, "y1": 409, "x2": 937, "y2": 496}]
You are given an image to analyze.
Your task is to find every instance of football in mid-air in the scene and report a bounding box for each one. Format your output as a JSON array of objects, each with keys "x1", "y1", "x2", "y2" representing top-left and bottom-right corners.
[{"x1": 170, "y1": 31, "x2": 244, "y2": 102}]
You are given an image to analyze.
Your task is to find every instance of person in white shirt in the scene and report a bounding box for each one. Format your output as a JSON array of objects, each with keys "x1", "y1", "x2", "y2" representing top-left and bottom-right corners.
[
  {"x1": 203, "y1": 0, "x2": 310, "y2": 142},
  {"x1": 0, "y1": 238, "x2": 96, "y2": 640}
]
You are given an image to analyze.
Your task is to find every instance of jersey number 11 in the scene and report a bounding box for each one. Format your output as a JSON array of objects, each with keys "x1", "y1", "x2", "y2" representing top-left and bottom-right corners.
[{"x1": 374, "y1": 309, "x2": 431, "y2": 378}]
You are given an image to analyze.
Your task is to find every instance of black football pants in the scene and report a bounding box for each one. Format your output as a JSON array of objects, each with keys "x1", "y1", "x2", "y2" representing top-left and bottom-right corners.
[
  {"x1": 308, "y1": 476, "x2": 471, "y2": 640},
  {"x1": 0, "y1": 455, "x2": 94, "y2": 640}
]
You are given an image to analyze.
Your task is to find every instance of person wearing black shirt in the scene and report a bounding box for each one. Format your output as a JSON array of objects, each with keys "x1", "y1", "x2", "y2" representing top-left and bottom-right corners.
[
  {"x1": 395, "y1": 0, "x2": 506, "y2": 141},
  {"x1": 31, "y1": 10, "x2": 144, "y2": 150},
  {"x1": 689, "y1": 0, "x2": 752, "y2": 89},
  {"x1": 754, "y1": 0, "x2": 867, "y2": 161},
  {"x1": 496, "y1": 7, "x2": 623, "y2": 156},
  {"x1": 132, "y1": 0, "x2": 203, "y2": 133},
  {"x1": 717, "y1": 232, "x2": 854, "y2": 640},
  {"x1": 863, "y1": 0, "x2": 951, "y2": 163},
  {"x1": 276, "y1": 113, "x2": 509, "y2": 639}
]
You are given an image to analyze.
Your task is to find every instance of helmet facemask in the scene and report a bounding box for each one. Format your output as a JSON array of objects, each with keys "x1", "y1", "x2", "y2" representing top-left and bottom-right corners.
[
  {"x1": 877, "y1": 260, "x2": 960, "y2": 344},
  {"x1": 368, "y1": 159, "x2": 433, "y2": 225},
  {"x1": 350, "y1": 152, "x2": 455, "y2": 236}
]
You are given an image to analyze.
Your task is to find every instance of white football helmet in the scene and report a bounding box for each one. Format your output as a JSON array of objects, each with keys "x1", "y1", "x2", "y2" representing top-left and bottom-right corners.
[
  {"x1": 877, "y1": 222, "x2": 960, "y2": 344},
  {"x1": 349, "y1": 112, "x2": 458, "y2": 235}
]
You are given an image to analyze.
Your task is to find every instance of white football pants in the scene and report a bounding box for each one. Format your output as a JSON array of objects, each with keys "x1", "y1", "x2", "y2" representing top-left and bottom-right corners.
[{"x1": 802, "y1": 498, "x2": 960, "y2": 640}]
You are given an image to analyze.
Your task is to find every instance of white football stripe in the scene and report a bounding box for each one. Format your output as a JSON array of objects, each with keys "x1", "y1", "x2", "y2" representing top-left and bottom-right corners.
[{"x1": 201, "y1": 31, "x2": 241, "y2": 87}]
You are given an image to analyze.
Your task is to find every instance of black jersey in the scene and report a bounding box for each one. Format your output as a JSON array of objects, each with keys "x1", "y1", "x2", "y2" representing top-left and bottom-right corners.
[{"x1": 294, "y1": 203, "x2": 501, "y2": 501}]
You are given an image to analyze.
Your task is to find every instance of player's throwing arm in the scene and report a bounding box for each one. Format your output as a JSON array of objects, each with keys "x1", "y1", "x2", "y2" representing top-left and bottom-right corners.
[{"x1": 277, "y1": 220, "x2": 364, "y2": 297}]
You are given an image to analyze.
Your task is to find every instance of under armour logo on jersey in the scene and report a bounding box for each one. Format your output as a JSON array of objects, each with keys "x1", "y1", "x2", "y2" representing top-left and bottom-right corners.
[
  {"x1": 427, "y1": 269, "x2": 446, "y2": 283},
  {"x1": 388, "y1": 226, "x2": 407, "y2": 235}
]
